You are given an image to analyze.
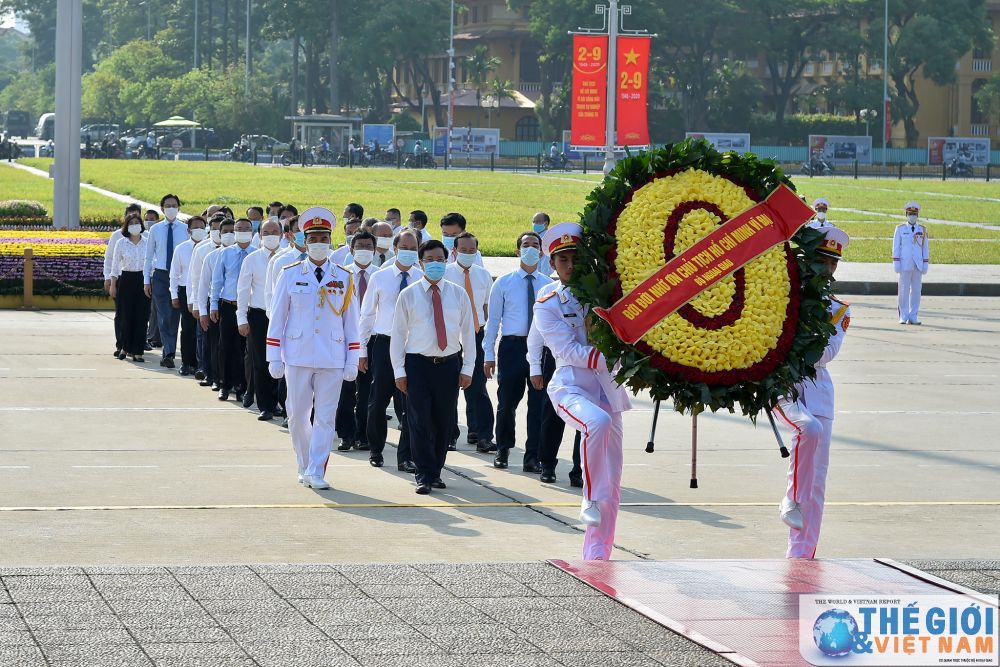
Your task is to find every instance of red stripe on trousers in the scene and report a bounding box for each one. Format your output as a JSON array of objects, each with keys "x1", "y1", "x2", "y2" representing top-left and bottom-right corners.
[
  {"x1": 558, "y1": 403, "x2": 592, "y2": 501},
  {"x1": 773, "y1": 405, "x2": 802, "y2": 503}
]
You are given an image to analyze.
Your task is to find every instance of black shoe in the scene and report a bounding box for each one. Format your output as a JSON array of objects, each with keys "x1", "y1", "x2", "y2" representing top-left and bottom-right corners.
[
  {"x1": 397, "y1": 461, "x2": 417, "y2": 474},
  {"x1": 569, "y1": 471, "x2": 584, "y2": 488},
  {"x1": 178, "y1": 365, "x2": 191, "y2": 376},
  {"x1": 447, "y1": 441, "x2": 457, "y2": 451},
  {"x1": 415, "y1": 483, "x2": 431, "y2": 495},
  {"x1": 493, "y1": 449, "x2": 509, "y2": 469},
  {"x1": 540, "y1": 468, "x2": 557, "y2": 484},
  {"x1": 117, "y1": 351, "x2": 128, "y2": 360},
  {"x1": 144, "y1": 341, "x2": 153, "y2": 351},
  {"x1": 523, "y1": 462, "x2": 543, "y2": 474},
  {"x1": 476, "y1": 440, "x2": 498, "y2": 454},
  {"x1": 337, "y1": 440, "x2": 353, "y2": 452},
  {"x1": 211, "y1": 382, "x2": 221, "y2": 391},
  {"x1": 369, "y1": 455, "x2": 384, "y2": 468},
  {"x1": 159, "y1": 358, "x2": 168, "y2": 367},
  {"x1": 194, "y1": 370, "x2": 205, "y2": 380},
  {"x1": 467, "y1": 432, "x2": 479, "y2": 445},
  {"x1": 281, "y1": 417, "x2": 289, "y2": 428},
  {"x1": 162, "y1": 357, "x2": 175, "y2": 369},
  {"x1": 218, "y1": 389, "x2": 230, "y2": 401},
  {"x1": 234, "y1": 388, "x2": 245, "y2": 402},
  {"x1": 199, "y1": 378, "x2": 211, "y2": 387},
  {"x1": 132, "y1": 355, "x2": 144, "y2": 363},
  {"x1": 274, "y1": 406, "x2": 286, "y2": 417},
  {"x1": 242, "y1": 393, "x2": 254, "y2": 409},
  {"x1": 354, "y1": 442, "x2": 370, "y2": 451},
  {"x1": 152, "y1": 341, "x2": 162, "y2": 349},
  {"x1": 431, "y1": 478, "x2": 446, "y2": 489},
  {"x1": 113, "y1": 348, "x2": 121, "y2": 357},
  {"x1": 257, "y1": 411, "x2": 273, "y2": 422}
]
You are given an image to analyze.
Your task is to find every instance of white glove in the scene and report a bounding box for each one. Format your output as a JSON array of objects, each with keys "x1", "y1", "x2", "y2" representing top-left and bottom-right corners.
[
  {"x1": 343, "y1": 365, "x2": 358, "y2": 383},
  {"x1": 268, "y1": 361, "x2": 285, "y2": 379}
]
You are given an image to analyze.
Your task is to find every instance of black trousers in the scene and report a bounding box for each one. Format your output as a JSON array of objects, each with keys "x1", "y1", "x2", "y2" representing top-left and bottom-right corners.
[
  {"x1": 177, "y1": 286, "x2": 197, "y2": 369},
  {"x1": 405, "y1": 353, "x2": 460, "y2": 486},
  {"x1": 537, "y1": 346, "x2": 582, "y2": 472},
  {"x1": 495, "y1": 336, "x2": 545, "y2": 465},
  {"x1": 461, "y1": 329, "x2": 494, "y2": 441},
  {"x1": 117, "y1": 271, "x2": 150, "y2": 355},
  {"x1": 217, "y1": 301, "x2": 245, "y2": 391},
  {"x1": 247, "y1": 307, "x2": 276, "y2": 412},
  {"x1": 244, "y1": 333, "x2": 255, "y2": 402},
  {"x1": 366, "y1": 335, "x2": 411, "y2": 463},
  {"x1": 113, "y1": 294, "x2": 123, "y2": 351},
  {"x1": 336, "y1": 339, "x2": 373, "y2": 444}
]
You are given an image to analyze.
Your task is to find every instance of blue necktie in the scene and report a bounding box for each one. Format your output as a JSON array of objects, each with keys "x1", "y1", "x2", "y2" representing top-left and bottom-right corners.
[
  {"x1": 299, "y1": 252, "x2": 307, "y2": 261},
  {"x1": 399, "y1": 271, "x2": 408, "y2": 292},
  {"x1": 165, "y1": 223, "x2": 174, "y2": 271}
]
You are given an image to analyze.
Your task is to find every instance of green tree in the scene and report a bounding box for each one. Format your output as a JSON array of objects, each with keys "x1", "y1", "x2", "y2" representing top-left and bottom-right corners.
[
  {"x1": 974, "y1": 72, "x2": 1000, "y2": 125},
  {"x1": 483, "y1": 78, "x2": 516, "y2": 128},
  {"x1": 465, "y1": 45, "x2": 502, "y2": 122}
]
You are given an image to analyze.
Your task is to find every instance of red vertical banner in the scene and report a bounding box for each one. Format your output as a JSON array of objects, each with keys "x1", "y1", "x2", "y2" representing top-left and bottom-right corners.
[
  {"x1": 883, "y1": 99, "x2": 892, "y2": 146},
  {"x1": 615, "y1": 35, "x2": 650, "y2": 146},
  {"x1": 571, "y1": 34, "x2": 608, "y2": 147}
]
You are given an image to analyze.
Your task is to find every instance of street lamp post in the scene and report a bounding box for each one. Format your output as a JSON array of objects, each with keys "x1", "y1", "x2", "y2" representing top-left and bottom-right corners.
[
  {"x1": 883, "y1": 0, "x2": 889, "y2": 165},
  {"x1": 193, "y1": 0, "x2": 200, "y2": 69},
  {"x1": 244, "y1": 0, "x2": 251, "y2": 98},
  {"x1": 54, "y1": 0, "x2": 82, "y2": 230},
  {"x1": 446, "y1": 0, "x2": 455, "y2": 170},
  {"x1": 860, "y1": 108, "x2": 877, "y2": 137}
]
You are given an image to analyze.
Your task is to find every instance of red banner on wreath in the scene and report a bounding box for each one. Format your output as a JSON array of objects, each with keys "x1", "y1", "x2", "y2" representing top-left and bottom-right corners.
[
  {"x1": 615, "y1": 35, "x2": 650, "y2": 146},
  {"x1": 571, "y1": 34, "x2": 608, "y2": 147},
  {"x1": 594, "y1": 184, "x2": 815, "y2": 344}
]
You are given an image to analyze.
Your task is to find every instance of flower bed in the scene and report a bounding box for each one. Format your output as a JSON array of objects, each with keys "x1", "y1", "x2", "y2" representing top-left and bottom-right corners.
[{"x1": 0, "y1": 230, "x2": 110, "y2": 297}]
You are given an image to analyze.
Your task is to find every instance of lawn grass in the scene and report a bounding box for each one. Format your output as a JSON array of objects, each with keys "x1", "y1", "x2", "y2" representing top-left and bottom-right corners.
[
  {"x1": 9, "y1": 159, "x2": 1000, "y2": 263},
  {"x1": 0, "y1": 165, "x2": 125, "y2": 220}
]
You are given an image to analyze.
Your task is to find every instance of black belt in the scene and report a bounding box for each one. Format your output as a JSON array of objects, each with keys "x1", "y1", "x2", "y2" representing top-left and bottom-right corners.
[
  {"x1": 120, "y1": 270, "x2": 143, "y2": 274},
  {"x1": 411, "y1": 352, "x2": 460, "y2": 364},
  {"x1": 502, "y1": 335, "x2": 528, "y2": 341},
  {"x1": 249, "y1": 306, "x2": 265, "y2": 313},
  {"x1": 220, "y1": 298, "x2": 237, "y2": 306},
  {"x1": 372, "y1": 333, "x2": 390, "y2": 340}
]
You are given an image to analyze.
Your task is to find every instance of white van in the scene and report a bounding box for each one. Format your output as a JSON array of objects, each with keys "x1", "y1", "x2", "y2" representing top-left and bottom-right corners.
[{"x1": 35, "y1": 113, "x2": 55, "y2": 141}]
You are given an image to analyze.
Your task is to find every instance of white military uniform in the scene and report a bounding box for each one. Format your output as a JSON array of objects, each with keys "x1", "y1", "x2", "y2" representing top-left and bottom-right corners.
[
  {"x1": 534, "y1": 238, "x2": 632, "y2": 560},
  {"x1": 774, "y1": 296, "x2": 850, "y2": 559},
  {"x1": 266, "y1": 257, "x2": 361, "y2": 483},
  {"x1": 892, "y1": 210, "x2": 929, "y2": 324}
]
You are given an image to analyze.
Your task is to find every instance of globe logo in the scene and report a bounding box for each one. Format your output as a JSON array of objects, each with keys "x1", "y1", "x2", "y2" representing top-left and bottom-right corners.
[{"x1": 813, "y1": 608, "x2": 859, "y2": 657}]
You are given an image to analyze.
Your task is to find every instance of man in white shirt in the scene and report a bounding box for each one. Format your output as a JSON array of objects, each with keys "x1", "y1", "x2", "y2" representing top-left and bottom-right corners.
[
  {"x1": 371, "y1": 222, "x2": 396, "y2": 269},
  {"x1": 444, "y1": 232, "x2": 494, "y2": 452},
  {"x1": 169, "y1": 215, "x2": 206, "y2": 376},
  {"x1": 331, "y1": 215, "x2": 359, "y2": 266},
  {"x1": 385, "y1": 208, "x2": 403, "y2": 235},
  {"x1": 357, "y1": 230, "x2": 421, "y2": 472},
  {"x1": 530, "y1": 212, "x2": 553, "y2": 276},
  {"x1": 336, "y1": 231, "x2": 378, "y2": 452},
  {"x1": 484, "y1": 231, "x2": 553, "y2": 472},
  {"x1": 237, "y1": 219, "x2": 283, "y2": 421},
  {"x1": 188, "y1": 213, "x2": 222, "y2": 384},
  {"x1": 892, "y1": 201, "x2": 930, "y2": 325},
  {"x1": 105, "y1": 203, "x2": 142, "y2": 356},
  {"x1": 390, "y1": 239, "x2": 476, "y2": 494},
  {"x1": 440, "y1": 212, "x2": 484, "y2": 266},
  {"x1": 198, "y1": 218, "x2": 234, "y2": 392},
  {"x1": 407, "y1": 210, "x2": 433, "y2": 243},
  {"x1": 143, "y1": 194, "x2": 188, "y2": 368}
]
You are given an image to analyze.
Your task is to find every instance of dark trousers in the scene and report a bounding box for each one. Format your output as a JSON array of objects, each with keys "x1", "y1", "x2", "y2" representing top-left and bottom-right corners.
[
  {"x1": 146, "y1": 287, "x2": 160, "y2": 343},
  {"x1": 538, "y1": 347, "x2": 582, "y2": 473},
  {"x1": 336, "y1": 342, "x2": 373, "y2": 444},
  {"x1": 151, "y1": 269, "x2": 179, "y2": 355},
  {"x1": 113, "y1": 294, "x2": 123, "y2": 350},
  {"x1": 247, "y1": 307, "x2": 276, "y2": 412},
  {"x1": 405, "y1": 353, "x2": 460, "y2": 486},
  {"x1": 244, "y1": 334, "x2": 255, "y2": 402},
  {"x1": 366, "y1": 335, "x2": 411, "y2": 464},
  {"x1": 177, "y1": 286, "x2": 197, "y2": 369},
  {"x1": 495, "y1": 336, "x2": 545, "y2": 465},
  {"x1": 218, "y1": 301, "x2": 245, "y2": 391},
  {"x1": 196, "y1": 321, "x2": 206, "y2": 374},
  {"x1": 207, "y1": 318, "x2": 221, "y2": 385},
  {"x1": 117, "y1": 271, "x2": 150, "y2": 355},
  {"x1": 461, "y1": 329, "x2": 494, "y2": 442}
]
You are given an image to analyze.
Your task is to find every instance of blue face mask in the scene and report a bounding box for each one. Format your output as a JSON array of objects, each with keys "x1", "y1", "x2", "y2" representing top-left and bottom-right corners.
[
  {"x1": 396, "y1": 249, "x2": 418, "y2": 267},
  {"x1": 294, "y1": 231, "x2": 305, "y2": 246},
  {"x1": 442, "y1": 236, "x2": 455, "y2": 252},
  {"x1": 532, "y1": 223, "x2": 547, "y2": 234},
  {"x1": 520, "y1": 246, "x2": 541, "y2": 267},
  {"x1": 423, "y1": 261, "x2": 447, "y2": 282},
  {"x1": 250, "y1": 219, "x2": 261, "y2": 233}
]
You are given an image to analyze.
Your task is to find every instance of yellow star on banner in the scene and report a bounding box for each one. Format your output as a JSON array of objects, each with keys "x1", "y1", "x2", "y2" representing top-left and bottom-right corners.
[{"x1": 624, "y1": 49, "x2": 640, "y2": 65}]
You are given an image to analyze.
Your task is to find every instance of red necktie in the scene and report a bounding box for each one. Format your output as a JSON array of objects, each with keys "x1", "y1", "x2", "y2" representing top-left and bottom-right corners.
[
  {"x1": 431, "y1": 284, "x2": 447, "y2": 350},
  {"x1": 359, "y1": 269, "x2": 368, "y2": 303}
]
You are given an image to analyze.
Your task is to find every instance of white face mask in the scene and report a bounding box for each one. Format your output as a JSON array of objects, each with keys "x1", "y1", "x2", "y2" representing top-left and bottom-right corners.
[
  {"x1": 210, "y1": 229, "x2": 221, "y2": 244},
  {"x1": 353, "y1": 249, "x2": 375, "y2": 266},
  {"x1": 268, "y1": 214, "x2": 279, "y2": 224},
  {"x1": 907, "y1": 214, "x2": 918, "y2": 224},
  {"x1": 261, "y1": 235, "x2": 281, "y2": 251},
  {"x1": 127, "y1": 224, "x2": 142, "y2": 236},
  {"x1": 221, "y1": 232, "x2": 236, "y2": 246},
  {"x1": 144, "y1": 220, "x2": 156, "y2": 230},
  {"x1": 163, "y1": 207, "x2": 179, "y2": 220},
  {"x1": 456, "y1": 252, "x2": 476, "y2": 268},
  {"x1": 190, "y1": 228, "x2": 207, "y2": 242},
  {"x1": 376, "y1": 236, "x2": 392, "y2": 251},
  {"x1": 815, "y1": 211, "x2": 827, "y2": 221},
  {"x1": 307, "y1": 242, "x2": 331, "y2": 261},
  {"x1": 344, "y1": 234, "x2": 355, "y2": 248},
  {"x1": 234, "y1": 231, "x2": 253, "y2": 244}
]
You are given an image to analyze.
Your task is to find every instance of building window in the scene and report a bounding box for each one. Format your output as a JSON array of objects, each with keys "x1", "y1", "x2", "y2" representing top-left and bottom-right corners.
[
  {"x1": 472, "y1": 6, "x2": 478, "y2": 23},
  {"x1": 972, "y1": 79, "x2": 988, "y2": 125},
  {"x1": 515, "y1": 115, "x2": 540, "y2": 141}
]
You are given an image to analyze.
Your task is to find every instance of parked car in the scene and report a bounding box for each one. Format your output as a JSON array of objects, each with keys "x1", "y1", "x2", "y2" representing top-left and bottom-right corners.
[
  {"x1": 156, "y1": 128, "x2": 219, "y2": 149},
  {"x1": 249, "y1": 135, "x2": 290, "y2": 152},
  {"x1": 81, "y1": 123, "x2": 121, "y2": 143}
]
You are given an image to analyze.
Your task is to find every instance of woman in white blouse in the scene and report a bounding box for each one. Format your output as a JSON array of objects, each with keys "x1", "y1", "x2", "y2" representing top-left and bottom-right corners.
[{"x1": 110, "y1": 213, "x2": 151, "y2": 362}]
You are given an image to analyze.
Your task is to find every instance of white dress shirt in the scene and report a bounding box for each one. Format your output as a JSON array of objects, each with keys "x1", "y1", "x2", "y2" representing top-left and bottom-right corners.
[
  {"x1": 198, "y1": 247, "x2": 224, "y2": 315},
  {"x1": 143, "y1": 218, "x2": 188, "y2": 283},
  {"x1": 236, "y1": 246, "x2": 278, "y2": 326},
  {"x1": 331, "y1": 244, "x2": 352, "y2": 266},
  {"x1": 265, "y1": 246, "x2": 308, "y2": 317},
  {"x1": 103, "y1": 232, "x2": 122, "y2": 280},
  {"x1": 111, "y1": 235, "x2": 148, "y2": 276},
  {"x1": 187, "y1": 239, "x2": 218, "y2": 312},
  {"x1": 484, "y1": 267, "x2": 553, "y2": 363},
  {"x1": 444, "y1": 262, "x2": 492, "y2": 332},
  {"x1": 390, "y1": 277, "x2": 476, "y2": 379},
  {"x1": 358, "y1": 262, "x2": 423, "y2": 353},
  {"x1": 345, "y1": 261, "x2": 378, "y2": 311},
  {"x1": 168, "y1": 238, "x2": 196, "y2": 299},
  {"x1": 373, "y1": 249, "x2": 395, "y2": 269}
]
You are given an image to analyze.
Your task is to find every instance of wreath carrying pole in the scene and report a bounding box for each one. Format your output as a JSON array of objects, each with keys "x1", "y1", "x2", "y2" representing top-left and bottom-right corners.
[
  {"x1": 690, "y1": 409, "x2": 699, "y2": 489},
  {"x1": 645, "y1": 399, "x2": 660, "y2": 453}
]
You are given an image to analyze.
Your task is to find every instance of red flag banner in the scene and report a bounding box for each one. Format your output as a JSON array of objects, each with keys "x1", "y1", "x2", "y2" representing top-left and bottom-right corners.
[
  {"x1": 884, "y1": 99, "x2": 892, "y2": 145},
  {"x1": 593, "y1": 184, "x2": 815, "y2": 344},
  {"x1": 615, "y1": 35, "x2": 650, "y2": 146},
  {"x1": 571, "y1": 34, "x2": 608, "y2": 147}
]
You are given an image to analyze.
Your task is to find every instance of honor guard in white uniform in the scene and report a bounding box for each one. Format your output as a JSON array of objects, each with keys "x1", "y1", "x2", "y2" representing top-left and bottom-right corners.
[
  {"x1": 533, "y1": 223, "x2": 632, "y2": 561},
  {"x1": 266, "y1": 207, "x2": 361, "y2": 490},
  {"x1": 892, "y1": 201, "x2": 930, "y2": 325},
  {"x1": 775, "y1": 226, "x2": 851, "y2": 559},
  {"x1": 808, "y1": 198, "x2": 833, "y2": 229}
]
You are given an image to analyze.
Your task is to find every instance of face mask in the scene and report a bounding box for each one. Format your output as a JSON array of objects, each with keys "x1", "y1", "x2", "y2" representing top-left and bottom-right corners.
[
  {"x1": 520, "y1": 246, "x2": 541, "y2": 267},
  {"x1": 353, "y1": 249, "x2": 374, "y2": 266},
  {"x1": 344, "y1": 234, "x2": 355, "y2": 248},
  {"x1": 307, "y1": 242, "x2": 330, "y2": 261},
  {"x1": 250, "y1": 220, "x2": 261, "y2": 233},
  {"x1": 815, "y1": 211, "x2": 827, "y2": 221},
  {"x1": 442, "y1": 236, "x2": 455, "y2": 252},
  {"x1": 261, "y1": 235, "x2": 281, "y2": 251},
  {"x1": 234, "y1": 231, "x2": 253, "y2": 244},
  {"x1": 396, "y1": 249, "x2": 418, "y2": 267},
  {"x1": 268, "y1": 215, "x2": 279, "y2": 224},
  {"x1": 221, "y1": 232, "x2": 236, "y2": 246},
  {"x1": 456, "y1": 252, "x2": 476, "y2": 268},
  {"x1": 532, "y1": 223, "x2": 547, "y2": 234},
  {"x1": 210, "y1": 229, "x2": 221, "y2": 244},
  {"x1": 376, "y1": 236, "x2": 392, "y2": 251},
  {"x1": 907, "y1": 214, "x2": 918, "y2": 224},
  {"x1": 423, "y1": 261, "x2": 447, "y2": 282},
  {"x1": 163, "y1": 207, "x2": 178, "y2": 220},
  {"x1": 144, "y1": 220, "x2": 156, "y2": 230},
  {"x1": 190, "y1": 228, "x2": 207, "y2": 242},
  {"x1": 294, "y1": 231, "x2": 305, "y2": 246},
  {"x1": 128, "y1": 224, "x2": 142, "y2": 236}
]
